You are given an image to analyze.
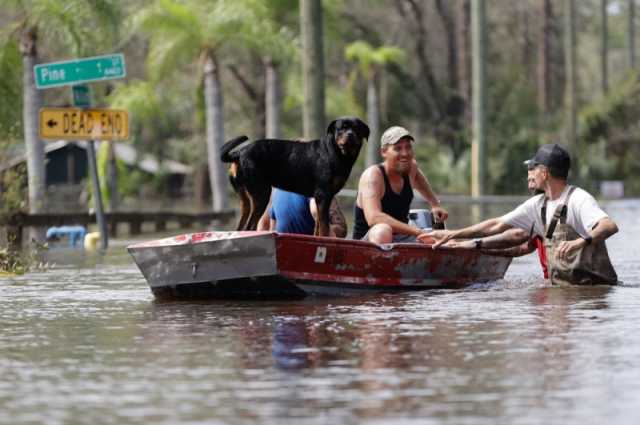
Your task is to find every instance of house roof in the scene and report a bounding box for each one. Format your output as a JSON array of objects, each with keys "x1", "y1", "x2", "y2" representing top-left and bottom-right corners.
[{"x1": 0, "y1": 141, "x2": 193, "y2": 175}]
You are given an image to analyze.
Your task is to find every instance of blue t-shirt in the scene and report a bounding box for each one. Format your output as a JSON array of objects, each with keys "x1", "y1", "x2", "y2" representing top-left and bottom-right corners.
[{"x1": 269, "y1": 189, "x2": 315, "y2": 235}]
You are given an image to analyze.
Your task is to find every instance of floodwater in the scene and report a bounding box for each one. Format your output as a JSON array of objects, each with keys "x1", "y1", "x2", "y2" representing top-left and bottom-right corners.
[{"x1": 1, "y1": 199, "x2": 640, "y2": 425}]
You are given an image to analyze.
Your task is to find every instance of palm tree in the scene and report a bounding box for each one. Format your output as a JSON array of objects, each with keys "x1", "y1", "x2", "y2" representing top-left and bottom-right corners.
[
  {"x1": 3, "y1": 0, "x2": 121, "y2": 241},
  {"x1": 240, "y1": 2, "x2": 296, "y2": 139},
  {"x1": 134, "y1": 0, "x2": 259, "y2": 212},
  {"x1": 260, "y1": 29, "x2": 295, "y2": 139},
  {"x1": 345, "y1": 41, "x2": 405, "y2": 166}
]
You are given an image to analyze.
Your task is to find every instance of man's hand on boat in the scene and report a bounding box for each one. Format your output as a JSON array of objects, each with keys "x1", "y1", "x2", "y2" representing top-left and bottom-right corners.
[
  {"x1": 419, "y1": 229, "x2": 457, "y2": 248},
  {"x1": 431, "y1": 206, "x2": 449, "y2": 223},
  {"x1": 416, "y1": 232, "x2": 437, "y2": 245}
]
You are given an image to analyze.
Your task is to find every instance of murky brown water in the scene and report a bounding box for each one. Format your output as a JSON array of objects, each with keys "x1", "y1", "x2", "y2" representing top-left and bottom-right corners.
[{"x1": 1, "y1": 199, "x2": 639, "y2": 425}]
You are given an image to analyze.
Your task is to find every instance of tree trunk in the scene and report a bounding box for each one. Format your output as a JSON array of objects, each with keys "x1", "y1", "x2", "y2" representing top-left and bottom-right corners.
[
  {"x1": 203, "y1": 53, "x2": 229, "y2": 212},
  {"x1": 520, "y1": 3, "x2": 533, "y2": 72},
  {"x1": 366, "y1": 74, "x2": 381, "y2": 167},
  {"x1": 19, "y1": 26, "x2": 46, "y2": 242},
  {"x1": 227, "y1": 62, "x2": 265, "y2": 138},
  {"x1": 471, "y1": 0, "x2": 487, "y2": 197},
  {"x1": 264, "y1": 57, "x2": 281, "y2": 139},
  {"x1": 601, "y1": 0, "x2": 609, "y2": 95},
  {"x1": 457, "y1": 0, "x2": 472, "y2": 128},
  {"x1": 194, "y1": 164, "x2": 209, "y2": 211},
  {"x1": 629, "y1": 0, "x2": 636, "y2": 69},
  {"x1": 436, "y1": 0, "x2": 459, "y2": 90},
  {"x1": 564, "y1": 0, "x2": 577, "y2": 157},
  {"x1": 538, "y1": 0, "x2": 552, "y2": 114},
  {"x1": 300, "y1": 0, "x2": 325, "y2": 139}
]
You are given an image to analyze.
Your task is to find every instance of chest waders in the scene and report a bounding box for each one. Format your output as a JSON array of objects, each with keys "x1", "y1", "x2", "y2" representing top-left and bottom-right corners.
[{"x1": 542, "y1": 186, "x2": 617, "y2": 286}]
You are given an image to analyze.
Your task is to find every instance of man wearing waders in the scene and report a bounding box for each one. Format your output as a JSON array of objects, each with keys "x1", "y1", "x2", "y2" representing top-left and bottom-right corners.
[{"x1": 428, "y1": 144, "x2": 618, "y2": 285}]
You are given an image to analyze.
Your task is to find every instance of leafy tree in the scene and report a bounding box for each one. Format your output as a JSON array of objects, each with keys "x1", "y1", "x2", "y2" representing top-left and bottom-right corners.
[
  {"x1": 2, "y1": 0, "x2": 121, "y2": 241},
  {"x1": 345, "y1": 41, "x2": 405, "y2": 166},
  {"x1": 0, "y1": 40, "x2": 22, "y2": 140},
  {"x1": 134, "y1": 0, "x2": 263, "y2": 211}
]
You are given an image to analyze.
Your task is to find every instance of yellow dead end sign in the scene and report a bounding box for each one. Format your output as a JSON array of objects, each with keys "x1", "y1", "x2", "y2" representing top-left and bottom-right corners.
[{"x1": 39, "y1": 107, "x2": 129, "y2": 141}]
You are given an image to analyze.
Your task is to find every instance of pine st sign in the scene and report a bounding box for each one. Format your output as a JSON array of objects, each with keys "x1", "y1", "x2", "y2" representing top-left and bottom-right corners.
[
  {"x1": 39, "y1": 108, "x2": 129, "y2": 141},
  {"x1": 34, "y1": 54, "x2": 126, "y2": 89}
]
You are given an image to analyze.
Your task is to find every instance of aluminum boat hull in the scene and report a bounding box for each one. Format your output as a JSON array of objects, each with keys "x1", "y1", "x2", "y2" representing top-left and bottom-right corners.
[{"x1": 127, "y1": 231, "x2": 512, "y2": 299}]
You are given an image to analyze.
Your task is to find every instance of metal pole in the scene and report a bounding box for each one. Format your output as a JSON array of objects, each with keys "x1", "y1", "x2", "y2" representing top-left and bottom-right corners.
[
  {"x1": 300, "y1": 0, "x2": 326, "y2": 139},
  {"x1": 471, "y1": 0, "x2": 487, "y2": 197},
  {"x1": 601, "y1": 0, "x2": 609, "y2": 94},
  {"x1": 86, "y1": 140, "x2": 109, "y2": 250},
  {"x1": 564, "y1": 0, "x2": 577, "y2": 158},
  {"x1": 73, "y1": 84, "x2": 108, "y2": 250}
]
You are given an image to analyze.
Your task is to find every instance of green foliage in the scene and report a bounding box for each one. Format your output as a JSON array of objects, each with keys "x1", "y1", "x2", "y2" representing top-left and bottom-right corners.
[
  {"x1": 326, "y1": 81, "x2": 364, "y2": 124},
  {"x1": 0, "y1": 164, "x2": 27, "y2": 220},
  {"x1": 0, "y1": 137, "x2": 29, "y2": 274},
  {"x1": 3, "y1": 0, "x2": 640, "y2": 202},
  {"x1": 0, "y1": 41, "x2": 22, "y2": 139},
  {"x1": 581, "y1": 73, "x2": 640, "y2": 143},
  {"x1": 5, "y1": 0, "x2": 122, "y2": 57},
  {"x1": 414, "y1": 137, "x2": 471, "y2": 194},
  {"x1": 0, "y1": 248, "x2": 27, "y2": 275},
  {"x1": 95, "y1": 141, "x2": 147, "y2": 203},
  {"x1": 134, "y1": 0, "x2": 267, "y2": 81},
  {"x1": 485, "y1": 63, "x2": 555, "y2": 195},
  {"x1": 345, "y1": 41, "x2": 405, "y2": 80},
  {"x1": 580, "y1": 73, "x2": 640, "y2": 194}
]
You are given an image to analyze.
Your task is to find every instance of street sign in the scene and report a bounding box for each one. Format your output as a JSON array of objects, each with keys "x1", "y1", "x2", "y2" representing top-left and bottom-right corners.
[
  {"x1": 72, "y1": 85, "x2": 92, "y2": 107},
  {"x1": 34, "y1": 53, "x2": 126, "y2": 89},
  {"x1": 39, "y1": 107, "x2": 129, "y2": 141}
]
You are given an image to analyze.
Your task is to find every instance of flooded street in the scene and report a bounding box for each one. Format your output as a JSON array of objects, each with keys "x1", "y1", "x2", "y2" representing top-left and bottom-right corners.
[{"x1": 1, "y1": 199, "x2": 640, "y2": 425}]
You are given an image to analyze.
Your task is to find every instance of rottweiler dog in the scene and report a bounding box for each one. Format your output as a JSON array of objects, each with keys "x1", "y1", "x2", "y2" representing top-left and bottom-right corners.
[{"x1": 220, "y1": 117, "x2": 370, "y2": 236}]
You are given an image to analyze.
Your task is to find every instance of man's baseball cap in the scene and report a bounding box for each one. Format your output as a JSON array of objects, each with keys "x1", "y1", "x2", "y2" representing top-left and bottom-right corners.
[
  {"x1": 380, "y1": 126, "x2": 414, "y2": 148},
  {"x1": 524, "y1": 143, "x2": 571, "y2": 178}
]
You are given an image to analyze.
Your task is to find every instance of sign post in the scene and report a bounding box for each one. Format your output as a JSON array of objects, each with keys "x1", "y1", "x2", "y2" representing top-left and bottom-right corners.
[
  {"x1": 71, "y1": 85, "x2": 109, "y2": 250},
  {"x1": 35, "y1": 54, "x2": 127, "y2": 251}
]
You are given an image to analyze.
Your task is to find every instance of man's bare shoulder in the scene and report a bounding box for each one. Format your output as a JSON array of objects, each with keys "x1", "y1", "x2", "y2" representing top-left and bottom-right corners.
[
  {"x1": 359, "y1": 165, "x2": 384, "y2": 199},
  {"x1": 408, "y1": 159, "x2": 421, "y2": 179}
]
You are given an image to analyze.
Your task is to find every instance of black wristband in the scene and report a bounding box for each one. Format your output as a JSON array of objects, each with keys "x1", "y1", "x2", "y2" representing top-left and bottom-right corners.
[
  {"x1": 583, "y1": 235, "x2": 593, "y2": 245},
  {"x1": 474, "y1": 239, "x2": 483, "y2": 250}
]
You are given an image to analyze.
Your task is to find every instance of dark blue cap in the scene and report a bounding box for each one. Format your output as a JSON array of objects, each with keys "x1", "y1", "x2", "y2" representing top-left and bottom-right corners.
[{"x1": 524, "y1": 143, "x2": 571, "y2": 178}]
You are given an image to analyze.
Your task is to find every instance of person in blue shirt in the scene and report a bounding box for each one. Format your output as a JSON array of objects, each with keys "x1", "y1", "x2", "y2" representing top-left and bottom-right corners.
[{"x1": 258, "y1": 188, "x2": 347, "y2": 237}]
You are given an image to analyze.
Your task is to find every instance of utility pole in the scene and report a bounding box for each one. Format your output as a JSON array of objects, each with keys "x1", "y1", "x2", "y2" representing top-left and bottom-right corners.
[
  {"x1": 601, "y1": 0, "x2": 609, "y2": 94},
  {"x1": 471, "y1": 0, "x2": 487, "y2": 197},
  {"x1": 300, "y1": 0, "x2": 326, "y2": 139},
  {"x1": 564, "y1": 0, "x2": 577, "y2": 158},
  {"x1": 630, "y1": 0, "x2": 637, "y2": 69}
]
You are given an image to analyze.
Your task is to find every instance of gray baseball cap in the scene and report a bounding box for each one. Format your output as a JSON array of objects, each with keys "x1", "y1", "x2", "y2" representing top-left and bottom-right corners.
[{"x1": 380, "y1": 126, "x2": 414, "y2": 148}]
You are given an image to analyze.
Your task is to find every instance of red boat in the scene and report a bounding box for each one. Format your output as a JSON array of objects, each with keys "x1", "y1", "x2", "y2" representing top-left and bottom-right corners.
[{"x1": 127, "y1": 231, "x2": 512, "y2": 300}]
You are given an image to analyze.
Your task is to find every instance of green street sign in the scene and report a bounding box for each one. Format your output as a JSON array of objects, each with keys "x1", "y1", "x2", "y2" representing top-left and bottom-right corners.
[
  {"x1": 34, "y1": 53, "x2": 126, "y2": 89},
  {"x1": 72, "y1": 85, "x2": 92, "y2": 107}
]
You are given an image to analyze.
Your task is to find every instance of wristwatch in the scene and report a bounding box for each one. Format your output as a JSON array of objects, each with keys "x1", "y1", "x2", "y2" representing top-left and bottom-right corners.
[
  {"x1": 473, "y1": 239, "x2": 483, "y2": 250},
  {"x1": 583, "y1": 235, "x2": 593, "y2": 245}
]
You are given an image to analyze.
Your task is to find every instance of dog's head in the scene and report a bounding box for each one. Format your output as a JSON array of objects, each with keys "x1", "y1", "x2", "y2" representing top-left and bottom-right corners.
[{"x1": 327, "y1": 117, "x2": 370, "y2": 157}]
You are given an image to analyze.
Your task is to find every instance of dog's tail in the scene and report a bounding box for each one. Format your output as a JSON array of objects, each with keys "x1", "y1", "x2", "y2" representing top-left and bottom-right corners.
[{"x1": 220, "y1": 135, "x2": 249, "y2": 163}]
